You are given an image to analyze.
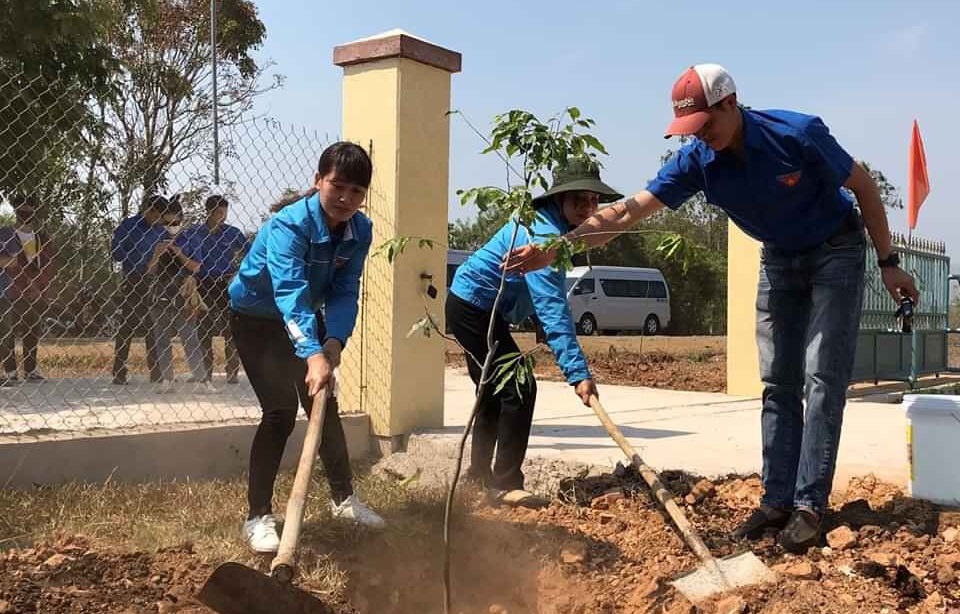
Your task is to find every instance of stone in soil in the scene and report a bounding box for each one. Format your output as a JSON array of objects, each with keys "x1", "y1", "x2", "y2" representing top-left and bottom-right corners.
[
  {"x1": 826, "y1": 526, "x2": 858, "y2": 551},
  {"x1": 936, "y1": 565, "x2": 955, "y2": 585},
  {"x1": 943, "y1": 527, "x2": 959, "y2": 543},
  {"x1": 590, "y1": 490, "x2": 624, "y2": 510},
  {"x1": 920, "y1": 591, "x2": 944, "y2": 613},
  {"x1": 715, "y1": 595, "x2": 748, "y2": 613},
  {"x1": 773, "y1": 560, "x2": 822, "y2": 580},
  {"x1": 560, "y1": 541, "x2": 589, "y2": 565},
  {"x1": 866, "y1": 549, "x2": 900, "y2": 567}
]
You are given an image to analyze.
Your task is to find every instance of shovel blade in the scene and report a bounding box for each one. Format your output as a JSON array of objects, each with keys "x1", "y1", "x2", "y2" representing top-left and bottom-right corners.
[
  {"x1": 670, "y1": 551, "x2": 776, "y2": 603},
  {"x1": 198, "y1": 562, "x2": 335, "y2": 614}
]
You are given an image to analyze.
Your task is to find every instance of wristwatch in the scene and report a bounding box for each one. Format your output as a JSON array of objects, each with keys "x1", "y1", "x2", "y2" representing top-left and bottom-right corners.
[{"x1": 877, "y1": 252, "x2": 900, "y2": 268}]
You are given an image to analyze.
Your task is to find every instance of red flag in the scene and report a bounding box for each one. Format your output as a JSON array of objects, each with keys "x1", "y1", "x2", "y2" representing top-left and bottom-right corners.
[{"x1": 907, "y1": 119, "x2": 930, "y2": 230}]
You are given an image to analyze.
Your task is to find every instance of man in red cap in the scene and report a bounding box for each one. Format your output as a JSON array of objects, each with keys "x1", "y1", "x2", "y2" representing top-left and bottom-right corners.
[{"x1": 506, "y1": 64, "x2": 918, "y2": 553}]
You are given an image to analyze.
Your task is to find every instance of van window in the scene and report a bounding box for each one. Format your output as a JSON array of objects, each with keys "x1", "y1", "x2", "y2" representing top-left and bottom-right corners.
[
  {"x1": 648, "y1": 281, "x2": 667, "y2": 298},
  {"x1": 600, "y1": 279, "x2": 629, "y2": 297},
  {"x1": 573, "y1": 278, "x2": 595, "y2": 295},
  {"x1": 629, "y1": 280, "x2": 649, "y2": 298},
  {"x1": 600, "y1": 278, "x2": 648, "y2": 298}
]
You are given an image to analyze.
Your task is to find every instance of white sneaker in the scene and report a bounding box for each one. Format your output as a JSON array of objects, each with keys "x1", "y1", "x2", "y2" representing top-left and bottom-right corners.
[
  {"x1": 243, "y1": 514, "x2": 280, "y2": 553},
  {"x1": 330, "y1": 495, "x2": 386, "y2": 529}
]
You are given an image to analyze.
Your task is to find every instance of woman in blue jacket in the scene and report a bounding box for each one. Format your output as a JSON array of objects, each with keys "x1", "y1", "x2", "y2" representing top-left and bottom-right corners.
[
  {"x1": 229, "y1": 142, "x2": 385, "y2": 554},
  {"x1": 446, "y1": 157, "x2": 620, "y2": 507}
]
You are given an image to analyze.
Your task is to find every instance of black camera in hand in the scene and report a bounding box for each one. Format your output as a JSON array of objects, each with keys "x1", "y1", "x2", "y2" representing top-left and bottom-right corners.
[{"x1": 895, "y1": 296, "x2": 914, "y2": 333}]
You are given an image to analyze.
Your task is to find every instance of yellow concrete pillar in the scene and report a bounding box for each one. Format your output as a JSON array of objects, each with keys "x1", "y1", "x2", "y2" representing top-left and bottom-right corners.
[
  {"x1": 333, "y1": 30, "x2": 461, "y2": 444},
  {"x1": 726, "y1": 221, "x2": 764, "y2": 397}
]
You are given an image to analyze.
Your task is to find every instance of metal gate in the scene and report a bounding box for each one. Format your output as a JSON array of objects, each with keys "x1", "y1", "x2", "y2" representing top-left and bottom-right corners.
[{"x1": 852, "y1": 233, "x2": 951, "y2": 385}]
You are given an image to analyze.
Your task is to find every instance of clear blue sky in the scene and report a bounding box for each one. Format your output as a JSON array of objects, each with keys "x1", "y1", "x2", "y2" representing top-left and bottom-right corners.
[{"x1": 245, "y1": 0, "x2": 959, "y2": 270}]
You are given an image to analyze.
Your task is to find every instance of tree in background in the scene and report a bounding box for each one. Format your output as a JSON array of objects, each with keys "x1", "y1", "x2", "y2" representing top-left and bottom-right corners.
[
  {"x1": 857, "y1": 161, "x2": 902, "y2": 210},
  {"x1": 0, "y1": 0, "x2": 279, "y2": 334},
  {"x1": 0, "y1": 0, "x2": 117, "y2": 196},
  {"x1": 93, "y1": 0, "x2": 279, "y2": 218},
  {"x1": 448, "y1": 207, "x2": 511, "y2": 251}
]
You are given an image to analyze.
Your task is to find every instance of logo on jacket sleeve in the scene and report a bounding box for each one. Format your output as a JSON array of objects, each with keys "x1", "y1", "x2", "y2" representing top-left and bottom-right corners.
[{"x1": 776, "y1": 170, "x2": 802, "y2": 187}]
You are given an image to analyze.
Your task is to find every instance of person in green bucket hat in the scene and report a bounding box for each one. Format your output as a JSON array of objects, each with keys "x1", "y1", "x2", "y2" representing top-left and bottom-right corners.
[{"x1": 446, "y1": 156, "x2": 621, "y2": 508}]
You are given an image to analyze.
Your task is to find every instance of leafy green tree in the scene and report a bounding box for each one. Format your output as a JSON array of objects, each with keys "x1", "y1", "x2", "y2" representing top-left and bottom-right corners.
[
  {"x1": 93, "y1": 0, "x2": 279, "y2": 217},
  {"x1": 447, "y1": 207, "x2": 511, "y2": 251},
  {"x1": 856, "y1": 161, "x2": 902, "y2": 210},
  {"x1": 0, "y1": 0, "x2": 119, "y2": 197}
]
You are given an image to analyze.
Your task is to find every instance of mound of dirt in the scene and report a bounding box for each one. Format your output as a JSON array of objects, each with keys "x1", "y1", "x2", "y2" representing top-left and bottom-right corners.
[
  {"x1": 0, "y1": 534, "x2": 356, "y2": 614},
  {"x1": 2, "y1": 471, "x2": 958, "y2": 613},
  {"x1": 0, "y1": 535, "x2": 212, "y2": 614},
  {"x1": 482, "y1": 468, "x2": 960, "y2": 614}
]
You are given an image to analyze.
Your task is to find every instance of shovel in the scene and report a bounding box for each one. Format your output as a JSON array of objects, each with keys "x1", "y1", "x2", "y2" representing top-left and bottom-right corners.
[
  {"x1": 198, "y1": 391, "x2": 335, "y2": 614},
  {"x1": 587, "y1": 395, "x2": 775, "y2": 602}
]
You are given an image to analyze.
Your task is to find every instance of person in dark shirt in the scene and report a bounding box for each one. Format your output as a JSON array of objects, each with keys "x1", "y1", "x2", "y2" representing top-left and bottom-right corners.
[
  {"x1": 110, "y1": 195, "x2": 168, "y2": 384},
  {"x1": 144, "y1": 197, "x2": 208, "y2": 393},
  {"x1": 506, "y1": 64, "x2": 918, "y2": 554},
  {"x1": 184, "y1": 195, "x2": 248, "y2": 384}
]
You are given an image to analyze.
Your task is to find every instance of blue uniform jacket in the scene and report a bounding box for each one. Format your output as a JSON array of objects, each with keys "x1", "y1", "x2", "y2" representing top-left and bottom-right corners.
[
  {"x1": 647, "y1": 108, "x2": 855, "y2": 251},
  {"x1": 450, "y1": 202, "x2": 590, "y2": 385},
  {"x1": 228, "y1": 193, "x2": 373, "y2": 359},
  {"x1": 183, "y1": 222, "x2": 249, "y2": 280},
  {"x1": 111, "y1": 214, "x2": 168, "y2": 276}
]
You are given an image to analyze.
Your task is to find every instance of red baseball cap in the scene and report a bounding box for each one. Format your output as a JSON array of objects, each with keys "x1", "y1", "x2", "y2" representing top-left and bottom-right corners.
[{"x1": 665, "y1": 64, "x2": 737, "y2": 137}]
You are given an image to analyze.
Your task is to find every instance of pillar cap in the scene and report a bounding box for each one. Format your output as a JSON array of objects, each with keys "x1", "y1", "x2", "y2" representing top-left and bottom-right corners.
[{"x1": 334, "y1": 29, "x2": 461, "y2": 74}]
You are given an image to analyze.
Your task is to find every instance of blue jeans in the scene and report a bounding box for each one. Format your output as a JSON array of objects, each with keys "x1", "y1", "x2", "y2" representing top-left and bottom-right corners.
[
  {"x1": 757, "y1": 222, "x2": 865, "y2": 513},
  {"x1": 150, "y1": 299, "x2": 207, "y2": 383}
]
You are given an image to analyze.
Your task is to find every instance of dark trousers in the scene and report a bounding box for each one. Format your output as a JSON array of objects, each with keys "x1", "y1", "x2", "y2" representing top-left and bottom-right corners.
[
  {"x1": 198, "y1": 278, "x2": 239, "y2": 380},
  {"x1": 112, "y1": 276, "x2": 160, "y2": 382},
  {"x1": 1, "y1": 297, "x2": 44, "y2": 374},
  {"x1": 446, "y1": 292, "x2": 537, "y2": 491},
  {"x1": 231, "y1": 310, "x2": 353, "y2": 518}
]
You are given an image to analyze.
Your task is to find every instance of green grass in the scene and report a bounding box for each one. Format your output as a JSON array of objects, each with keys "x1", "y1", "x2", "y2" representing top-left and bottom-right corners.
[{"x1": 0, "y1": 465, "x2": 455, "y2": 601}]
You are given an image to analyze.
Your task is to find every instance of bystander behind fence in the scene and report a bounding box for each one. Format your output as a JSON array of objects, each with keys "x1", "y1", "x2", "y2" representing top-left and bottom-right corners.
[{"x1": 0, "y1": 68, "x2": 376, "y2": 440}]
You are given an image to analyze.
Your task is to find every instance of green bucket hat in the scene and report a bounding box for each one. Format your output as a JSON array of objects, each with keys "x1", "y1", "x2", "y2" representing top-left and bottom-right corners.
[{"x1": 531, "y1": 156, "x2": 623, "y2": 208}]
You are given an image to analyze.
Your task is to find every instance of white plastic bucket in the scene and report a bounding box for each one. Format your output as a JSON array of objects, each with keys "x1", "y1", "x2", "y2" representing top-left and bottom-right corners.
[{"x1": 903, "y1": 394, "x2": 960, "y2": 506}]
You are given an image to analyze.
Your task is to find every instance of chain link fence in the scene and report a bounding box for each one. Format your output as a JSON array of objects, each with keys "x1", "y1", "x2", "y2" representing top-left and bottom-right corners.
[{"x1": 0, "y1": 67, "x2": 362, "y2": 439}]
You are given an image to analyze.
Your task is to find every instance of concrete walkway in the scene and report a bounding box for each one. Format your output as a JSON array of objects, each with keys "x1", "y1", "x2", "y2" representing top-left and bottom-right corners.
[{"x1": 441, "y1": 369, "x2": 910, "y2": 488}]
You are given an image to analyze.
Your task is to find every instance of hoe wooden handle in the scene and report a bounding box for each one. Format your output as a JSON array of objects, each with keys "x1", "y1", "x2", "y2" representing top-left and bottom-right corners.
[
  {"x1": 271, "y1": 391, "x2": 328, "y2": 581},
  {"x1": 587, "y1": 395, "x2": 719, "y2": 566}
]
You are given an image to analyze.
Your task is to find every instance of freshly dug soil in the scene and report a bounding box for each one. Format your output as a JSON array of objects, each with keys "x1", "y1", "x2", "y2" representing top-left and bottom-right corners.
[
  {"x1": 446, "y1": 346, "x2": 725, "y2": 393},
  {"x1": 2, "y1": 472, "x2": 958, "y2": 613}
]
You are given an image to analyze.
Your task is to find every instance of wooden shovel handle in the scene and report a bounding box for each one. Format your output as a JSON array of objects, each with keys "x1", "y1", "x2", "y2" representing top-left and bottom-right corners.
[
  {"x1": 587, "y1": 395, "x2": 718, "y2": 565},
  {"x1": 271, "y1": 390, "x2": 328, "y2": 581}
]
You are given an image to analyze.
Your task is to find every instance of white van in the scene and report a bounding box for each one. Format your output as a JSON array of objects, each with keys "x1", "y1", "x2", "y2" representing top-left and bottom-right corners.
[{"x1": 565, "y1": 266, "x2": 671, "y2": 335}]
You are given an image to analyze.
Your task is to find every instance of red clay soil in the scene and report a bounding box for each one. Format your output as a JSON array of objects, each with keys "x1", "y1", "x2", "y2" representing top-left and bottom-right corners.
[
  {"x1": 446, "y1": 346, "x2": 726, "y2": 393},
  {"x1": 2, "y1": 472, "x2": 958, "y2": 613}
]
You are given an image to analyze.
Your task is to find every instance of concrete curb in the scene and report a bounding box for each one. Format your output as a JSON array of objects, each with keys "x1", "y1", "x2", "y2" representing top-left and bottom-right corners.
[{"x1": 0, "y1": 414, "x2": 371, "y2": 487}]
